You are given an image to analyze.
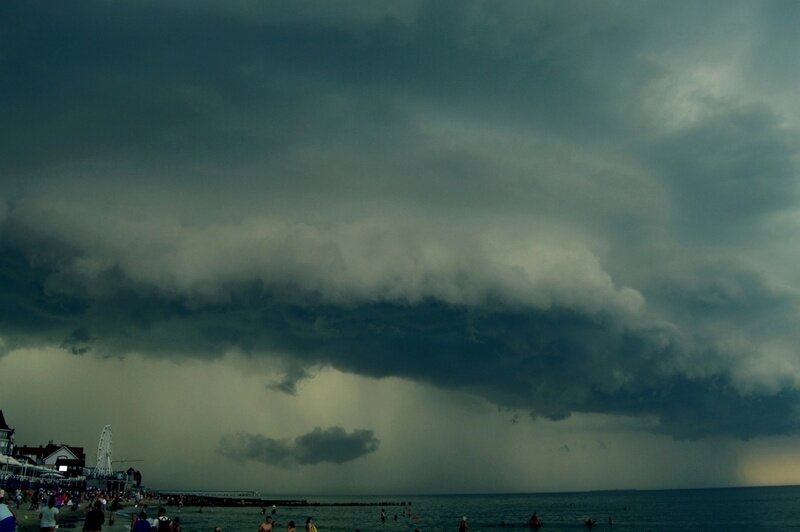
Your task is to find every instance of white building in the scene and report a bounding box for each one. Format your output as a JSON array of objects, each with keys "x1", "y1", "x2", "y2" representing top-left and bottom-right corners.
[{"x1": 15, "y1": 443, "x2": 86, "y2": 477}]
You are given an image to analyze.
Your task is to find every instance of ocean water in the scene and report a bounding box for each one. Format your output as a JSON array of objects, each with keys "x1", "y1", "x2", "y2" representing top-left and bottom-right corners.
[{"x1": 116, "y1": 486, "x2": 800, "y2": 532}]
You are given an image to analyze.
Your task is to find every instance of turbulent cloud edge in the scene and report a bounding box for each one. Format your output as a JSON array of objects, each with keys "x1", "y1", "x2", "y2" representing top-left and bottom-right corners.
[
  {"x1": 2, "y1": 212, "x2": 800, "y2": 440},
  {"x1": 4, "y1": 202, "x2": 644, "y2": 316}
]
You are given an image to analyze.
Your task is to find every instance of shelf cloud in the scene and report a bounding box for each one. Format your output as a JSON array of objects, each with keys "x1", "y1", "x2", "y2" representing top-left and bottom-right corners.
[{"x1": 3, "y1": 0, "x2": 800, "y2": 467}]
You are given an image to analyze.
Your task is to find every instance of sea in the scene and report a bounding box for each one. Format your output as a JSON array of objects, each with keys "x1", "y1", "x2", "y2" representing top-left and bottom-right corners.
[{"x1": 114, "y1": 485, "x2": 800, "y2": 532}]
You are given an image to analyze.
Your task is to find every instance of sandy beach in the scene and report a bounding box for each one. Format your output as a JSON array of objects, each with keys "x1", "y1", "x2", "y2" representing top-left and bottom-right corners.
[
  {"x1": 13, "y1": 506, "x2": 82, "y2": 531},
  {"x1": 12, "y1": 505, "x2": 137, "y2": 531}
]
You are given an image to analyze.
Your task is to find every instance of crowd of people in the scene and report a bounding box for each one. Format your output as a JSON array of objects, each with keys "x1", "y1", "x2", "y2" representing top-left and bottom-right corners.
[
  {"x1": 130, "y1": 505, "x2": 182, "y2": 532},
  {"x1": 0, "y1": 487, "x2": 619, "y2": 532},
  {"x1": 0, "y1": 485, "x2": 181, "y2": 532}
]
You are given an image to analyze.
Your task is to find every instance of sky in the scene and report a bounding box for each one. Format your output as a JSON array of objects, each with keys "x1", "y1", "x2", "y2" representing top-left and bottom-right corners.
[{"x1": 2, "y1": 0, "x2": 800, "y2": 494}]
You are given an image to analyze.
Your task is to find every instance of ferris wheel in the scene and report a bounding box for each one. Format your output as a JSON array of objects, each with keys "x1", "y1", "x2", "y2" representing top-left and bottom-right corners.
[{"x1": 95, "y1": 425, "x2": 113, "y2": 476}]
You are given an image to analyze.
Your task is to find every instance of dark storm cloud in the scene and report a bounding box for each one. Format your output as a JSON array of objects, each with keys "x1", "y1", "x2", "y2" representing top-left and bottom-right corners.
[
  {"x1": 266, "y1": 364, "x2": 313, "y2": 395},
  {"x1": 3, "y1": 0, "x2": 800, "y2": 444},
  {"x1": 218, "y1": 427, "x2": 380, "y2": 467},
  {"x1": 2, "y1": 214, "x2": 798, "y2": 440},
  {"x1": 647, "y1": 101, "x2": 799, "y2": 242},
  {"x1": 0, "y1": 0, "x2": 657, "y2": 182},
  {"x1": 60, "y1": 327, "x2": 94, "y2": 356}
]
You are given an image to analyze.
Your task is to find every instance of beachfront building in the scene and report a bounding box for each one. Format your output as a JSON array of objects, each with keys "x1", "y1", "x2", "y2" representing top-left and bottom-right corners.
[
  {"x1": 0, "y1": 411, "x2": 13, "y2": 456},
  {"x1": 15, "y1": 443, "x2": 86, "y2": 476}
]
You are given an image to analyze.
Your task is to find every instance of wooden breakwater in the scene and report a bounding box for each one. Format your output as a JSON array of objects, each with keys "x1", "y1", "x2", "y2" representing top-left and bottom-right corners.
[{"x1": 157, "y1": 492, "x2": 413, "y2": 508}]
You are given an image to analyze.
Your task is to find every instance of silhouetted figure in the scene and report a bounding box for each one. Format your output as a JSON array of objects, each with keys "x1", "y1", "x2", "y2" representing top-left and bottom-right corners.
[
  {"x1": 132, "y1": 511, "x2": 150, "y2": 532},
  {"x1": 83, "y1": 501, "x2": 105, "y2": 532},
  {"x1": 156, "y1": 506, "x2": 172, "y2": 532},
  {"x1": 109, "y1": 496, "x2": 121, "y2": 525}
]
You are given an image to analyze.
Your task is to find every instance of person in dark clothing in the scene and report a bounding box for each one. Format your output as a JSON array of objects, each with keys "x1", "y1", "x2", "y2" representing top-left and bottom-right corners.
[
  {"x1": 109, "y1": 497, "x2": 121, "y2": 525},
  {"x1": 83, "y1": 501, "x2": 105, "y2": 532},
  {"x1": 131, "y1": 511, "x2": 151, "y2": 532},
  {"x1": 156, "y1": 507, "x2": 172, "y2": 532}
]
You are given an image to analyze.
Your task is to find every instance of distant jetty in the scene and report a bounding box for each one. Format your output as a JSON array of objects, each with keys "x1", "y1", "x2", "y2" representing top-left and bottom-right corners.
[{"x1": 157, "y1": 491, "x2": 412, "y2": 508}]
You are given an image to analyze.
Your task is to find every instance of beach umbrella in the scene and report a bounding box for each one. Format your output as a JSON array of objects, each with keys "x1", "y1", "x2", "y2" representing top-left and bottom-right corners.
[
  {"x1": 0, "y1": 454, "x2": 22, "y2": 466},
  {"x1": 32, "y1": 465, "x2": 55, "y2": 477},
  {"x1": 0, "y1": 454, "x2": 23, "y2": 475}
]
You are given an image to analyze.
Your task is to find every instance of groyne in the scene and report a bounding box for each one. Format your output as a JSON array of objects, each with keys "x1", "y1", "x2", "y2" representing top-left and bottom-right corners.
[{"x1": 157, "y1": 492, "x2": 412, "y2": 508}]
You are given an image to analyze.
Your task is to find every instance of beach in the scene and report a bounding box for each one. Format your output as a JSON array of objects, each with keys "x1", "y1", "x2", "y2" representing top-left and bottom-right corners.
[
  {"x1": 13, "y1": 506, "x2": 82, "y2": 531},
  {"x1": 12, "y1": 503, "x2": 150, "y2": 532},
  {"x1": 5, "y1": 486, "x2": 800, "y2": 531}
]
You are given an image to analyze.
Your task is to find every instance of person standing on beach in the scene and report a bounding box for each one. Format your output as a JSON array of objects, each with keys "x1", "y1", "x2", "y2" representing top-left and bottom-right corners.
[
  {"x1": 0, "y1": 490, "x2": 17, "y2": 532},
  {"x1": 287, "y1": 520, "x2": 296, "y2": 532},
  {"x1": 39, "y1": 495, "x2": 59, "y2": 532},
  {"x1": 29, "y1": 490, "x2": 40, "y2": 511},
  {"x1": 305, "y1": 516, "x2": 317, "y2": 532},
  {"x1": 458, "y1": 516, "x2": 469, "y2": 532},
  {"x1": 83, "y1": 500, "x2": 105, "y2": 532},
  {"x1": 132, "y1": 511, "x2": 151, "y2": 532},
  {"x1": 108, "y1": 496, "x2": 120, "y2": 525},
  {"x1": 156, "y1": 507, "x2": 172, "y2": 532}
]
